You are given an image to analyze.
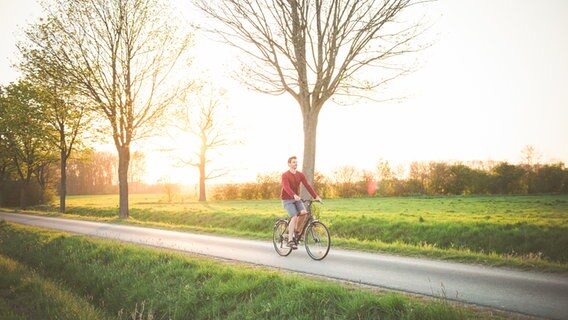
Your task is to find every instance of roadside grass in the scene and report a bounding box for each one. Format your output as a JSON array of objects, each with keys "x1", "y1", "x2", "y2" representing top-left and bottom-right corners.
[
  {"x1": 0, "y1": 221, "x2": 508, "y2": 319},
  {"x1": 12, "y1": 194, "x2": 568, "y2": 271},
  {"x1": 0, "y1": 255, "x2": 109, "y2": 320}
]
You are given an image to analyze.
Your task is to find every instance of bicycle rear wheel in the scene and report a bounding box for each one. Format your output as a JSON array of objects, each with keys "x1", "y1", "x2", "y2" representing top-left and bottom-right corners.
[
  {"x1": 273, "y1": 219, "x2": 292, "y2": 256},
  {"x1": 304, "y1": 221, "x2": 330, "y2": 260}
]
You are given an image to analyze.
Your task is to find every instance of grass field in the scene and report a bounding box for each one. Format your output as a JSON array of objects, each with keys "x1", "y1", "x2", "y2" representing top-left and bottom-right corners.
[
  {"x1": 21, "y1": 194, "x2": 568, "y2": 271},
  {"x1": 0, "y1": 222, "x2": 509, "y2": 319}
]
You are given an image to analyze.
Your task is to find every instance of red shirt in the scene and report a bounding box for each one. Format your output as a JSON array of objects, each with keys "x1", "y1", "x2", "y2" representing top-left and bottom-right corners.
[{"x1": 281, "y1": 170, "x2": 318, "y2": 200}]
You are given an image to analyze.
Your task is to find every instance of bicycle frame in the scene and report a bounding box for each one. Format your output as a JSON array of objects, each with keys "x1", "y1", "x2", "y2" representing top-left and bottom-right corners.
[{"x1": 290, "y1": 200, "x2": 318, "y2": 243}]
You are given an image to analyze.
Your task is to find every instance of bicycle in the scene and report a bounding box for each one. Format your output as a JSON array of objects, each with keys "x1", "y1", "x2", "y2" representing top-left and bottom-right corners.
[{"x1": 272, "y1": 199, "x2": 331, "y2": 260}]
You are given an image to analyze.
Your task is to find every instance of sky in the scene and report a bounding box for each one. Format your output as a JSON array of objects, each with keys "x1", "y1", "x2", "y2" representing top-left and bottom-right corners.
[{"x1": 1, "y1": 0, "x2": 568, "y2": 184}]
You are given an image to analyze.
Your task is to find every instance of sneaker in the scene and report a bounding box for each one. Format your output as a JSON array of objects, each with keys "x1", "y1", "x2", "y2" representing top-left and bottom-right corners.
[{"x1": 287, "y1": 241, "x2": 298, "y2": 250}]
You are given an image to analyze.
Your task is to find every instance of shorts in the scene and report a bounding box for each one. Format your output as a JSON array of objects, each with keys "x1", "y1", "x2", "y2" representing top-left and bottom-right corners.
[{"x1": 282, "y1": 200, "x2": 306, "y2": 218}]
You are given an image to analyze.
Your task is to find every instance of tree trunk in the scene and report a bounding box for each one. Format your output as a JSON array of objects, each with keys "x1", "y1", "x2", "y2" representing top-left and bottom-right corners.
[
  {"x1": 301, "y1": 110, "x2": 319, "y2": 197},
  {"x1": 117, "y1": 145, "x2": 130, "y2": 219},
  {"x1": 0, "y1": 171, "x2": 4, "y2": 206},
  {"x1": 19, "y1": 181, "x2": 29, "y2": 209},
  {"x1": 59, "y1": 148, "x2": 66, "y2": 213},
  {"x1": 198, "y1": 166, "x2": 206, "y2": 202},
  {"x1": 198, "y1": 150, "x2": 206, "y2": 202}
]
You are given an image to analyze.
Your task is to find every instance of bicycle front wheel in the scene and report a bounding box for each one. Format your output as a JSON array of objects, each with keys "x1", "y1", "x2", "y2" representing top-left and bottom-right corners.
[
  {"x1": 273, "y1": 219, "x2": 292, "y2": 256},
  {"x1": 304, "y1": 221, "x2": 330, "y2": 260}
]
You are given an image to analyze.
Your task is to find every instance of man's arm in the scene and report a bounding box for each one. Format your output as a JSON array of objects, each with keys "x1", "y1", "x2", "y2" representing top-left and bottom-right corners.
[{"x1": 300, "y1": 173, "x2": 319, "y2": 199}]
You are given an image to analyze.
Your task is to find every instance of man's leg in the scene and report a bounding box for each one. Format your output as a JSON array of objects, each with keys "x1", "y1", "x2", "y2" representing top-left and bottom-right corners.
[
  {"x1": 288, "y1": 215, "x2": 297, "y2": 244},
  {"x1": 295, "y1": 210, "x2": 308, "y2": 234}
]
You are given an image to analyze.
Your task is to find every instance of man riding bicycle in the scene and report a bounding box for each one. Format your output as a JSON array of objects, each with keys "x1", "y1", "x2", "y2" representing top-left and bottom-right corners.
[{"x1": 281, "y1": 156, "x2": 322, "y2": 249}]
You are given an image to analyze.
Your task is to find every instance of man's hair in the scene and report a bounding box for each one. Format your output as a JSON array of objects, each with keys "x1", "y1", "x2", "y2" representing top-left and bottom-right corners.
[{"x1": 288, "y1": 156, "x2": 297, "y2": 164}]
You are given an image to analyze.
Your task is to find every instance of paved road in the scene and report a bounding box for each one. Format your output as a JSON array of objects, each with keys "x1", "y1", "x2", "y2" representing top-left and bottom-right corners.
[{"x1": 1, "y1": 212, "x2": 567, "y2": 319}]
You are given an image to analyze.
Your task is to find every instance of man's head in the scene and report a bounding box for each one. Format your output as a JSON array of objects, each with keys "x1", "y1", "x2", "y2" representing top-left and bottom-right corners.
[{"x1": 288, "y1": 156, "x2": 298, "y2": 171}]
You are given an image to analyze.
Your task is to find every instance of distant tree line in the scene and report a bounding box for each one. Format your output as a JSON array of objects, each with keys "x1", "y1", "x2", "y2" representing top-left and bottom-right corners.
[
  {"x1": 2, "y1": 136, "x2": 566, "y2": 207},
  {"x1": 0, "y1": 146, "x2": 156, "y2": 207},
  {"x1": 64, "y1": 150, "x2": 153, "y2": 195},
  {"x1": 212, "y1": 161, "x2": 568, "y2": 200},
  {"x1": 1, "y1": 86, "x2": 566, "y2": 206}
]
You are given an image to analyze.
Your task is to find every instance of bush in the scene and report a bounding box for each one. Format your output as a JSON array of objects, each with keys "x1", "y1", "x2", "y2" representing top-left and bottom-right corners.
[{"x1": 0, "y1": 180, "x2": 54, "y2": 208}]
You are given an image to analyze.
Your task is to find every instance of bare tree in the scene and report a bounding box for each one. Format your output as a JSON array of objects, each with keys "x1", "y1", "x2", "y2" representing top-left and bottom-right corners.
[
  {"x1": 158, "y1": 176, "x2": 179, "y2": 203},
  {"x1": 377, "y1": 159, "x2": 394, "y2": 181},
  {"x1": 521, "y1": 145, "x2": 541, "y2": 168},
  {"x1": 194, "y1": 0, "x2": 431, "y2": 187},
  {"x1": 25, "y1": 0, "x2": 192, "y2": 218},
  {"x1": 175, "y1": 86, "x2": 241, "y2": 201}
]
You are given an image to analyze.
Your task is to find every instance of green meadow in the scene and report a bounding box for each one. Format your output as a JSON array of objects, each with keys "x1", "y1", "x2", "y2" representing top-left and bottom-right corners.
[
  {"x1": 22, "y1": 194, "x2": 568, "y2": 271},
  {"x1": 0, "y1": 222, "x2": 509, "y2": 319}
]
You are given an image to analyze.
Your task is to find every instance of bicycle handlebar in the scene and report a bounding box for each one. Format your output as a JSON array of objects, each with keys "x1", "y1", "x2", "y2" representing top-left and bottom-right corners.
[{"x1": 302, "y1": 198, "x2": 323, "y2": 205}]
